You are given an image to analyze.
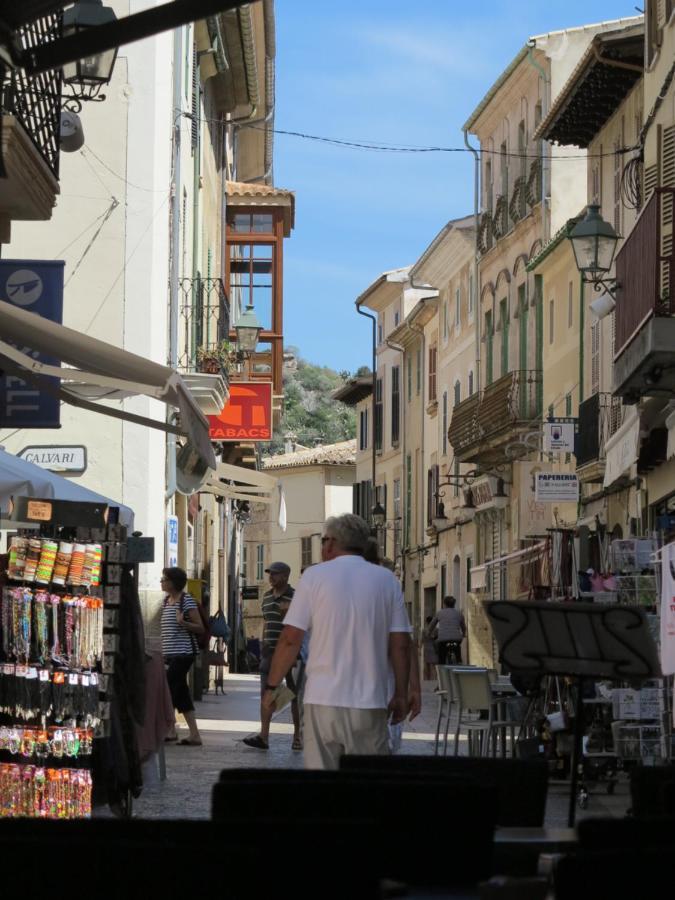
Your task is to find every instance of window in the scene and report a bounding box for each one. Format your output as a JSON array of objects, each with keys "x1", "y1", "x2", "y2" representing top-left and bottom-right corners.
[
  {"x1": 407, "y1": 358, "x2": 412, "y2": 402},
  {"x1": 375, "y1": 377, "x2": 383, "y2": 451},
  {"x1": 568, "y1": 281, "x2": 574, "y2": 328},
  {"x1": 548, "y1": 404, "x2": 554, "y2": 419},
  {"x1": 359, "y1": 408, "x2": 369, "y2": 451},
  {"x1": 454, "y1": 380, "x2": 461, "y2": 407},
  {"x1": 353, "y1": 479, "x2": 373, "y2": 520},
  {"x1": 391, "y1": 366, "x2": 400, "y2": 445},
  {"x1": 301, "y1": 537, "x2": 313, "y2": 570},
  {"x1": 405, "y1": 455, "x2": 412, "y2": 547},
  {"x1": 500, "y1": 139, "x2": 509, "y2": 204},
  {"x1": 549, "y1": 299, "x2": 554, "y2": 345},
  {"x1": 378, "y1": 322, "x2": 383, "y2": 344},
  {"x1": 394, "y1": 310, "x2": 400, "y2": 327},
  {"x1": 455, "y1": 287, "x2": 461, "y2": 329},
  {"x1": 427, "y1": 465, "x2": 440, "y2": 525},
  {"x1": 440, "y1": 564, "x2": 447, "y2": 602},
  {"x1": 229, "y1": 241, "x2": 274, "y2": 331},
  {"x1": 500, "y1": 297, "x2": 509, "y2": 376},
  {"x1": 256, "y1": 544, "x2": 264, "y2": 582},
  {"x1": 485, "y1": 311, "x2": 493, "y2": 385},
  {"x1": 416, "y1": 347, "x2": 422, "y2": 395},
  {"x1": 443, "y1": 300, "x2": 449, "y2": 341},
  {"x1": 375, "y1": 484, "x2": 387, "y2": 557},
  {"x1": 442, "y1": 391, "x2": 448, "y2": 456},
  {"x1": 468, "y1": 273, "x2": 475, "y2": 319},
  {"x1": 241, "y1": 545, "x2": 248, "y2": 583},
  {"x1": 428, "y1": 346, "x2": 437, "y2": 403},
  {"x1": 466, "y1": 556, "x2": 473, "y2": 594},
  {"x1": 453, "y1": 458, "x2": 460, "y2": 498},
  {"x1": 565, "y1": 393, "x2": 572, "y2": 416},
  {"x1": 468, "y1": 370, "x2": 474, "y2": 396},
  {"x1": 393, "y1": 478, "x2": 401, "y2": 561},
  {"x1": 485, "y1": 160, "x2": 493, "y2": 212}
]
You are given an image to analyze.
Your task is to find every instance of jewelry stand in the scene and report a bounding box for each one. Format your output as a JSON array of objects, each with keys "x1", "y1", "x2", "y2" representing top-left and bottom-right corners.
[{"x1": 486, "y1": 600, "x2": 661, "y2": 826}]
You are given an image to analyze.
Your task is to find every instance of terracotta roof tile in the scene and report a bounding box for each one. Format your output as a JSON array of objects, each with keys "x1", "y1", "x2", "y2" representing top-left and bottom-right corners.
[{"x1": 262, "y1": 440, "x2": 356, "y2": 470}]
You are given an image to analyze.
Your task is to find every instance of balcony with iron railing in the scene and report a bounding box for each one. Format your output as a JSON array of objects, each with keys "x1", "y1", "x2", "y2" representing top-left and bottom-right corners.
[
  {"x1": 575, "y1": 392, "x2": 625, "y2": 481},
  {"x1": 177, "y1": 277, "x2": 230, "y2": 415},
  {"x1": 0, "y1": 12, "x2": 63, "y2": 237},
  {"x1": 448, "y1": 370, "x2": 543, "y2": 464},
  {"x1": 178, "y1": 276, "x2": 231, "y2": 374},
  {"x1": 614, "y1": 187, "x2": 675, "y2": 402}
]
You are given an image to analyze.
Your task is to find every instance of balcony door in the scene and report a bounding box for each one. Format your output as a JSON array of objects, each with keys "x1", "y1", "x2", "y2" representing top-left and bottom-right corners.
[
  {"x1": 500, "y1": 298, "x2": 509, "y2": 377},
  {"x1": 485, "y1": 311, "x2": 494, "y2": 386},
  {"x1": 518, "y1": 284, "x2": 528, "y2": 417}
]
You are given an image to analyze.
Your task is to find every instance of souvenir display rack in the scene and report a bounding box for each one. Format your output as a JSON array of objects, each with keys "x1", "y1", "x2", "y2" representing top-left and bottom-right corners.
[{"x1": 0, "y1": 504, "x2": 129, "y2": 819}]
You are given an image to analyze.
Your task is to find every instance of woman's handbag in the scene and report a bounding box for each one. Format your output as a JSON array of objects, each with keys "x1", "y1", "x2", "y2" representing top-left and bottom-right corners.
[
  {"x1": 209, "y1": 608, "x2": 231, "y2": 641},
  {"x1": 545, "y1": 677, "x2": 570, "y2": 733},
  {"x1": 206, "y1": 649, "x2": 226, "y2": 667}
]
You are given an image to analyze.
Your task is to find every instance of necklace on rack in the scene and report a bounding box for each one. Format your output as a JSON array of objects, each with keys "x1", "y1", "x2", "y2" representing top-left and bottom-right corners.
[{"x1": 34, "y1": 593, "x2": 49, "y2": 663}]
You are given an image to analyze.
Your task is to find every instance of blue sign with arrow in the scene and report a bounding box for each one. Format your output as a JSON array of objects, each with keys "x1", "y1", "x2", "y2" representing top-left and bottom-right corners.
[{"x1": 0, "y1": 259, "x2": 65, "y2": 428}]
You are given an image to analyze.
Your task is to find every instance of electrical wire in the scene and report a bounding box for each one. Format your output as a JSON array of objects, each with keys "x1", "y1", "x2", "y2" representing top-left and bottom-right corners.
[
  {"x1": 81, "y1": 146, "x2": 168, "y2": 194},
  {"x1": 620, "y1": 152, "x2": 644, "y2": 211},
  {"x1": 65, "y1": 198, "x2": 120, "y2": 288},
  {"x1": 52, "y1": 203, "x2": 120, "y2": 261},
  {"x1": 185, "y1": 111, "x2": 634, "y2": 161}
]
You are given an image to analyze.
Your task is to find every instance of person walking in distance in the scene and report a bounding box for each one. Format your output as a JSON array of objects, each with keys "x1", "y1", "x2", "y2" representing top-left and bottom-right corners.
[
  {"x1": 243, "y1": 561, "x2": 302, "y2": 751},
  {"x1": 160, "y1": 567, "x2": 204, "y2": 746},
  {"x1": 430, "y1": 596, "x2": 466, "y2": 665},
  {"x1": 262, "y1": 514, "x2": 410, "y2": 770}
]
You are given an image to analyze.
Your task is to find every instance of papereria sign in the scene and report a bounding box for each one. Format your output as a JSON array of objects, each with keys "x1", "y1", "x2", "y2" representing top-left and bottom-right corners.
[
  {"x1": 208, "y1": 382, "x2": 273, "y2": 442},
  {"x1": 18, "y1": 445, "x2": 87, "y2": 474}
]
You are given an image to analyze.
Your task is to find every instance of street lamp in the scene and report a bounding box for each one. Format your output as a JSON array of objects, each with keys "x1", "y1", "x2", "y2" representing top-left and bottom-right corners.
[
  {"x1": 371, "y1": 501, "x2": 386, "y2": 530},
  {"x1": 62, "y1": 0, "x2": 118, "y2": 102},
  {"x1": 568, "y1": 204, "x2": 620, "y2": 296},
  {"x1": 235, "y1": 303, "x2": 263, "y2": 357}
]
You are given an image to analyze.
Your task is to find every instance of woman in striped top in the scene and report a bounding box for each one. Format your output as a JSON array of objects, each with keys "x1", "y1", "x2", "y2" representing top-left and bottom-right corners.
[{"x1": 161, "y1": 566, "x2": 204, "y2": 746}]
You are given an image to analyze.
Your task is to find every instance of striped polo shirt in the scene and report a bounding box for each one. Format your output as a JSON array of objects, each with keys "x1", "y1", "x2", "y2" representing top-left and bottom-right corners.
[
  {"x1": 262, "y1": 585, "x2": 294, "y2": 650},
  {"x1": 161, "y1": 593, "x2": 199, "y2": 656}
]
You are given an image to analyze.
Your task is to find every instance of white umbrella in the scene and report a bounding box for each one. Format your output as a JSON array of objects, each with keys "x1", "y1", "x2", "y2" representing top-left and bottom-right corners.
[{"x1": 0, "y1": 448, "x2": 134, "y2": 528}]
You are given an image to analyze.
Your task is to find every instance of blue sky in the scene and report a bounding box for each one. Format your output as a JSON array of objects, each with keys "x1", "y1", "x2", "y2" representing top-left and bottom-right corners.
[{"x1": 274, "y1": 1, "x2": 640, "y2": 373}]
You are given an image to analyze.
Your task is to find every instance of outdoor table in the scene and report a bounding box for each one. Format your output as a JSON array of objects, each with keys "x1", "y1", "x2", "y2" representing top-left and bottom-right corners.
[{"x1": 490, "y1": 680, "x2": 519, "y2": 757}]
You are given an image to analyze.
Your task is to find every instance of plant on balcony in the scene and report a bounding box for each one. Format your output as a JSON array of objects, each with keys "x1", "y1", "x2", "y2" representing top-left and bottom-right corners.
[{"x1": 196, "y1": 341, "x2": 232, "y2": 375}]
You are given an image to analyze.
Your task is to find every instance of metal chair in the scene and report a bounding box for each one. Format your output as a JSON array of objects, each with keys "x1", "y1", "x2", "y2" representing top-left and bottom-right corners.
[
  {"x1": 450, "y1": 667, "x2": 516, "y2": 757},
  {"x1": 434, "y1": 664, "x2": 458, "y2": 756}
]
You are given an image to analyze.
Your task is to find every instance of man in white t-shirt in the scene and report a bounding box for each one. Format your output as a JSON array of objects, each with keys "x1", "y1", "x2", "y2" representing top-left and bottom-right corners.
[{"x1": 262, "y1": 514, "x2": 411, "y2": 769}]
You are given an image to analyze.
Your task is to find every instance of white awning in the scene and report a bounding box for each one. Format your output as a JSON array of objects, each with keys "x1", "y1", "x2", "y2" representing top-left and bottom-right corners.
[
  {"x1": 0, "y1": 302, "x2": 216, "y2": 475},
  {"x1": 470, "y1": 542, "x2": 547, "y2": 587},
  {"x1": 200, "y1": 461, "x2": 278, "y2": 505},
  {"x1": 603, "y1": 407, "x2": 640, "y2": 488}
]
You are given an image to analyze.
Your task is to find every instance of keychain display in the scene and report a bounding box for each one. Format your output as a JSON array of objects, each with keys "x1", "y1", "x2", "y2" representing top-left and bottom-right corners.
[
  {"x1": 0, "y1": 664, "x2": 100, "y2": 725},
  {"x1": 0, "y1": 726, "x2": 94, "y2": 760}
]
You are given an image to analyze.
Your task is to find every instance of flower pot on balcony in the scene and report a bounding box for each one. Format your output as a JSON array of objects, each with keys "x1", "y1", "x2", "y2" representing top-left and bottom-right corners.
[{"x1": 198, "y1": 357, "x2": 222, "y2": 375}]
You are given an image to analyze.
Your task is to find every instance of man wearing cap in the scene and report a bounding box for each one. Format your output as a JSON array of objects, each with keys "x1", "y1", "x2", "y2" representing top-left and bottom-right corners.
[{"x1": 243, "y1": 561, "x2": 302, "y2": 751}]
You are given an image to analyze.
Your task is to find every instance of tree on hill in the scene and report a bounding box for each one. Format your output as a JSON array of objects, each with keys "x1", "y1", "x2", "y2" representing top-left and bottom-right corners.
[{"x1": 265, "y1": 348, "x2": 357, "y2": 455}]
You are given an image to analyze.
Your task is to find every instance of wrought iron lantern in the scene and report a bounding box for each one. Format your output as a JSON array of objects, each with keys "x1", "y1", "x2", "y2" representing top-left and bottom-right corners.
[{"x1": 62, "y1": 0, "x2": 118, "y2": 101}]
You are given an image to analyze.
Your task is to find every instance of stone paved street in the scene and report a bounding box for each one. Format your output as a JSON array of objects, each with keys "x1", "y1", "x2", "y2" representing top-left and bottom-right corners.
[{"x1": 130, "y1": 674, "x2": 631, "y2": 823}]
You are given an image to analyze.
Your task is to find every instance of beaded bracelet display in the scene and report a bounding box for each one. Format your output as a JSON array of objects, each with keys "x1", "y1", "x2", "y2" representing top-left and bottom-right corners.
[
  {"x1": 0, "y1": 764, "x2": 92, "y2": 819},
  {"x1": 0, "y1": 726, "x2": 94, "y2": 760}
]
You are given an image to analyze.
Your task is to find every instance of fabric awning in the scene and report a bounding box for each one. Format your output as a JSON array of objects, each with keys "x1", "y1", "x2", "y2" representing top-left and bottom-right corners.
[
  {"x1": 201, "y1": 461, "x2": 278, "y2": 504},
  {"x1": 0, "y1": 302, "x2": 216, "y2": 474},
  {"x1": 0, "y1": 447, "x2": 134, "y2": 527},
  {"x1": 470, "y1": 542, "x2": 547, "y2": 590},
  {"x1": 603, "y1": 407, "x2": 640, "y2": 488}
]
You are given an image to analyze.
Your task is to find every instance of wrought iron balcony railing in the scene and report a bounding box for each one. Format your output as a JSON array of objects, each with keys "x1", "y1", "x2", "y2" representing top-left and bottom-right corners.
[
  {"x1": 1, "y1": 13, "x2": 63, "y2": 179},
  {"x1": 178, "y1": 276, "x2": 231, "y2": 374},
  {"x1": 575, "y1": 392, "x2": 625, "y2": 469},
  {"x1": 615, "y1": 187, "x2": 675, "y2": 356}
]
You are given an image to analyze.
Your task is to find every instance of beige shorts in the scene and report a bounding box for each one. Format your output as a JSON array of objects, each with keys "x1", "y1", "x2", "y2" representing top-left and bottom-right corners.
[{"x1": 303, "y1": 703, "x2": 389, "y2": 770}]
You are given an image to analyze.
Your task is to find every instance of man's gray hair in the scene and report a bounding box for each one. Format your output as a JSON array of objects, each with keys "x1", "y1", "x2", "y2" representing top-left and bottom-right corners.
[{"x1": 324, "y1": 514, "x2": 371, "y2": 553}]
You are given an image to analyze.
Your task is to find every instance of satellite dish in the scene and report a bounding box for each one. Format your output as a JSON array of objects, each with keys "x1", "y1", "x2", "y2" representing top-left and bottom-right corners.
[{"x1": 176, "y1": 442, "x2": 211, "y2": 495}]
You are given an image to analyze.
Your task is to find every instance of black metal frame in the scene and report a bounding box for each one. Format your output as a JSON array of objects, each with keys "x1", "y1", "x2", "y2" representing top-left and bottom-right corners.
[{"x1": 1, "y1": 11, "x2": 63, "y2": 178}]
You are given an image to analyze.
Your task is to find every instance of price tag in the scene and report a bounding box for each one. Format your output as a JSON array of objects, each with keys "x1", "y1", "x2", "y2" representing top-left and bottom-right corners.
[
  {"x1": 69, "y1": 673, "x2": 79, "y2": 686},
  {"x1": 39, "y1": 670, "x2": 50, "y2": 683},
  {"x1": 81, "y1": 675, "x2": 90, "y2": 687},
  {"x1": 26, "y1": 668, "x2": 38, "y2": 680},
  {"x1": 26, "y1": 500, "x2": 53, "y2": 521},
  {"x1": 16, "y1": 665, "x2": 27, "y2": 678}
]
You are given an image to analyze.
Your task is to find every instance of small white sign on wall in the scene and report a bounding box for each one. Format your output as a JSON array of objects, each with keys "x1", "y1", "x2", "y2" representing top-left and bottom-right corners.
[{"x1": 534, "y1": 473, "x2": 579, "y2": 503}]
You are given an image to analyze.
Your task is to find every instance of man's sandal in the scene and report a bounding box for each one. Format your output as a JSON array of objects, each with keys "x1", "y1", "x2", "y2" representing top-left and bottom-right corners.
[
  {"x1": 292, "y1": 736, "x2": 303, "y2": 751},
  {"x1": 243, "y1": 735, "x2": 269, "y2": 750}
]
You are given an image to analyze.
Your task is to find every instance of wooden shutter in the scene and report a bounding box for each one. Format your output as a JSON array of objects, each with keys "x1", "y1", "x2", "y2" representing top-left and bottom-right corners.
[
  {"x1": 661, "y1": 126, "x2": 675, "y2": 299},
  {"x1": 591, "y1": 321, "x2": 600, "y2": 395}
]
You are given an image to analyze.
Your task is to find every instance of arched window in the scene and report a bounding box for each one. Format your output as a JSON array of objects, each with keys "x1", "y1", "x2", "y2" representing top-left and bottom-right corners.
[
  {"x1": 454, "y1": 380, "x2": 461, "y2": 407},
  {"x1": 453, "y1": 555, "x2": 461, "y2": 600}
]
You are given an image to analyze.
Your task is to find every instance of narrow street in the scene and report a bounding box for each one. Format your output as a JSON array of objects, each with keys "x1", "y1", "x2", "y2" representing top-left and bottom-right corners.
[{"x1": 132, "y1": 676, "x2": 631, "y2": 824}]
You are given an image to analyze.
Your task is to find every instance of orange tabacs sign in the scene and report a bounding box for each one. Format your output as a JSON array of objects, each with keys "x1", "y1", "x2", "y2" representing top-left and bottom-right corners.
[{"x1": 208, "y1": 382, "x2": 273, "y2": 442}]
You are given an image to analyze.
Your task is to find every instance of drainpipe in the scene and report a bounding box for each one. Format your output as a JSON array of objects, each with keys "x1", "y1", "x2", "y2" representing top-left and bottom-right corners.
[
  {"x1": 356, "y1": 301, "x2": 377, "y2": 515},
  {"x1": 166, "y1": 27, "x2": 183, "y2": 502},
  {"x1": 386, "y1": 337, "x2": 406, "y2": 588},
  {"x1": 526, "y1": 40, "x2": 551, "y2": 243},
  {"x1": 464, "y1": 128, "x2": 481, "y2": 393}
]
